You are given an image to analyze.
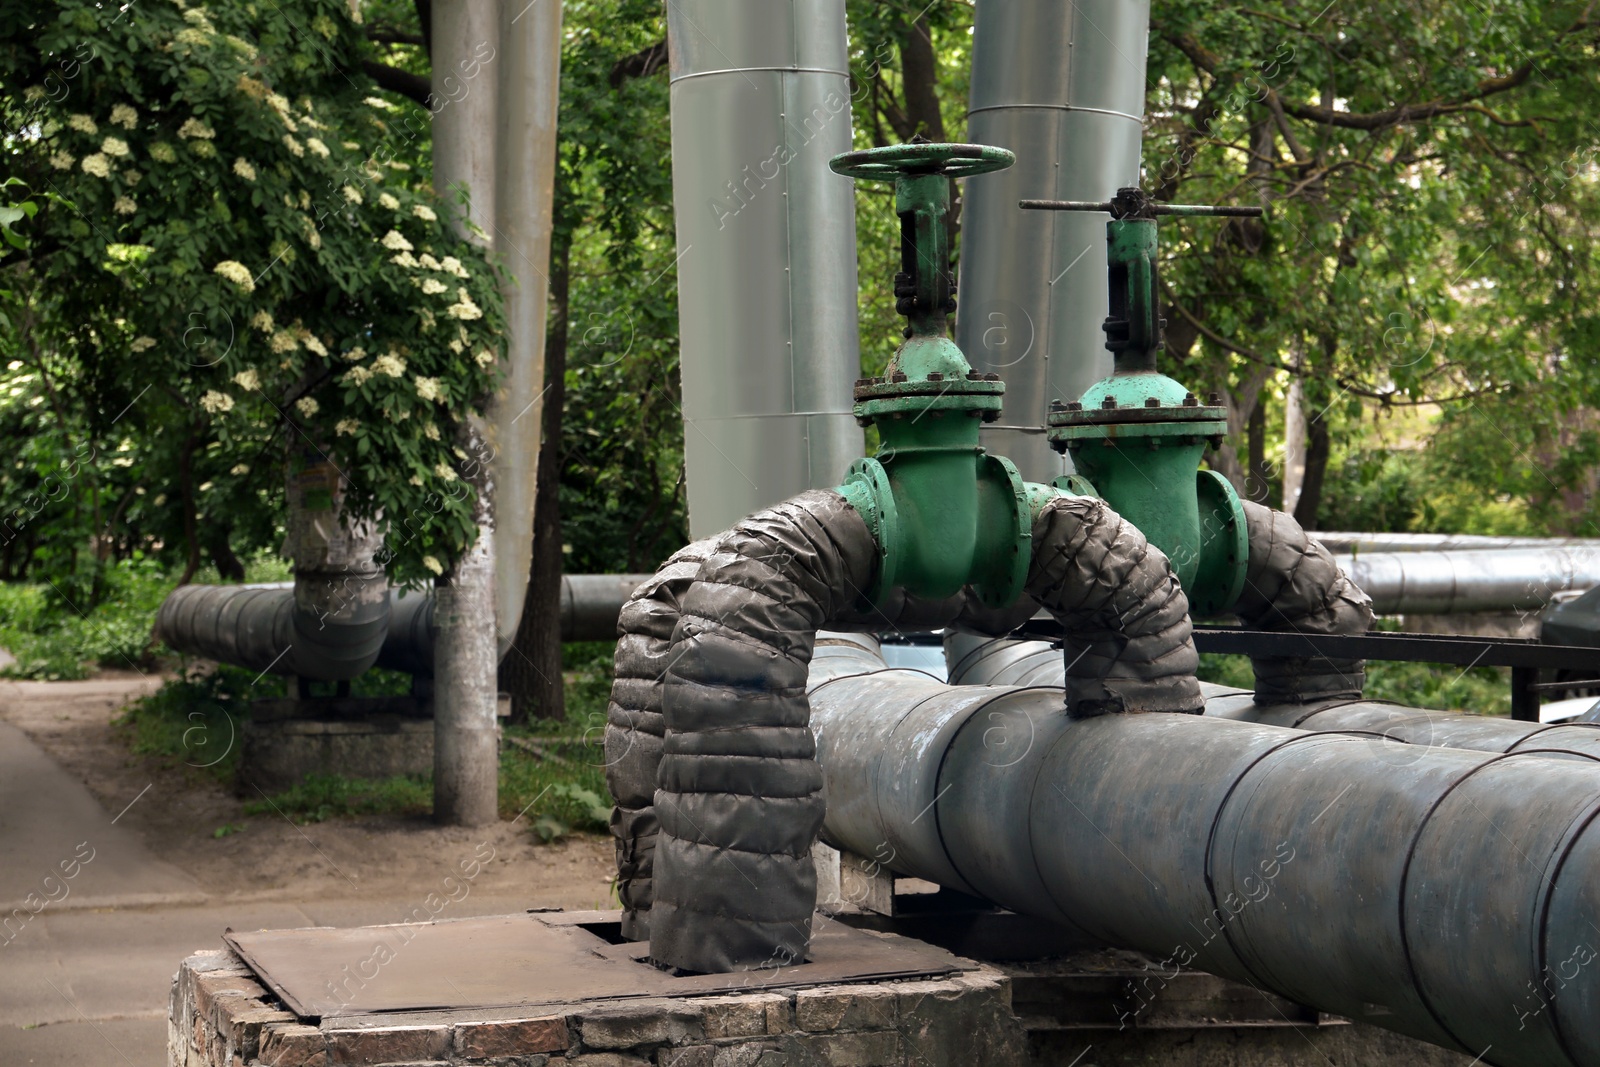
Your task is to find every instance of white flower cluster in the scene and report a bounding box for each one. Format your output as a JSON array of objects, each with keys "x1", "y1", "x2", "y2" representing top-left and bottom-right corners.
[
  {"x1": 178, "y1": 117, "x2": 215, "y2": 140},
  {"x1": 440, "y1": 256, "x2": 469, "y2": 279},
  {"x1": 381, "y1": 230, "x2": 412, "y2": 252},
  {"x1": 372, "y1": 352, "x2": 406, "y2": 377},
  {"x1": 130, "y1": 336, "x2": 156, "y2": 353},
  {"x1": 303, "y1": 334, "x2": 328, "y2": 357},
  {"x1": 251, "y1": 311, "x2": 274, "y2": 333},
  {"x1": 233, "y1": 159, "x2": 257, "y2": 181},
  {"x1": 379, "y1": 192, "x2": 400, "y2": 211},
  {"x1": 149, "y1": 142, "x2": 176, "y2": 163},
  {"x1": 233, "y1": 369, "x2": 260, "y2": 391},
  {"x1": 414, "y1": 376, "x2": 442, "y2": 401},
  {"x1": 422, "y1": 555, "x2": 443, "y2": 576},
  {"x1": 412, "y1": 204, "x2": 436, "y2": 222},
  {"x1": 335, "y1": 418, "x2": 360, "y2": 436},
  {"x1": 113, "y1": 196, "x2": 137, "y2": 215},
  {"x1": 67, "y1": 114, "x2": 97, "y2": 134},
  {"x1": 81, "y1": 154, "x2": 110, "y2": 178},
  {"x1": 342, "y1": 365, "x2": 372, "y2": 386},
  {"x1": 306, "y1": 137, "x2": 330, "y2": 158},
  {"x1": 213, "y1": 260, "x2": 255, "y2": 292},
  {"x1": 445, "y1": 288, "x2": 482, "y2": 321},
  {"x1": 282, "y1": 135, "x2": 304, "y2": 157},
  {"x1": 419, "y1": 278, "x2": 447, "y2": 295},
  {"x1": 101, "y1": 136, "x2": 129, "y2": 158},
  {"x1": 270, "y1": 330, "x2": 299, "y2": 353},
  {"x1": 391, "y1": 251, "x2": 419, "y2": 268},
  {"x1": 200, "y1": 390, "x2": 234, "y2": 413},
  {"x1": 49, "y1": 151, "x2": 73, "y2": 170},
  {"x1": 110, "y1": 104, "x2": 138, "y2": 129},
  {"x1": 342, "y1": 185, "x2": 362, "y2": 204},
  {"x1": 295, "y1": 396, "x2": 319, "y2": 417}
]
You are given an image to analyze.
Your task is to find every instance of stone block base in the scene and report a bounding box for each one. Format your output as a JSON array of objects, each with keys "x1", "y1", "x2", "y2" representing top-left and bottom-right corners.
[{"x1": 170, "y1": 947, "x2": 1025, "y2": 1066}]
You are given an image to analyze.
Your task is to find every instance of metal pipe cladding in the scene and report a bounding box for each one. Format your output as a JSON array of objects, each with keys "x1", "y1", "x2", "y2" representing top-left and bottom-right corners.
[{"x1": 808, "y1": 674, "x2": 1600, "y2": 1067}]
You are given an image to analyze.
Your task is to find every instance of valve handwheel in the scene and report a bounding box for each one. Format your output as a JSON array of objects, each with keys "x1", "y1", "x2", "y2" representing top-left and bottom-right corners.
[{"x1": 829, "y1": 141, "x2": 1014, "y2": 182}]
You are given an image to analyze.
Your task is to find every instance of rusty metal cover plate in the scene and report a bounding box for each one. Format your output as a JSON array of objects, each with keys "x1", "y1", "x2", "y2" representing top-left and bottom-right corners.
[{"x1": 224, "y1": 910, "x2": 972, "y2": 1020}]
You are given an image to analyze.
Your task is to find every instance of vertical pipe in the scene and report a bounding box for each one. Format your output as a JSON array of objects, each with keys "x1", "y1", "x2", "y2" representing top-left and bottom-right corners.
[
  {"x1": 666, "y1": 0, "x2": 865, "y2": 538},
  {"x1": 431, "y1": 0, "x2": 501, "y2": 827},
  {"x1": 955, "y1": 0, "x2": 1149, "y2": 483},
  {"x1": 490, "y1": 0, "x2": 562, "y2": 647}
]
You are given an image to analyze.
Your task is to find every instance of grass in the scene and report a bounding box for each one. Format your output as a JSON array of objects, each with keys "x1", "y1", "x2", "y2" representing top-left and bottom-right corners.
[
  {"x1": 114, "y1": 637, "x2": 623, "y2": 837},
  {"x1": 0, "y1": 552, "x2": 291, "y2": 680}
]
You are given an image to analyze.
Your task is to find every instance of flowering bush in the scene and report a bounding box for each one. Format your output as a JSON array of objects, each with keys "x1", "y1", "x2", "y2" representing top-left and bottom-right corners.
[{"x1": 1, "y1": 0, "x2": 506, "y2": 584}]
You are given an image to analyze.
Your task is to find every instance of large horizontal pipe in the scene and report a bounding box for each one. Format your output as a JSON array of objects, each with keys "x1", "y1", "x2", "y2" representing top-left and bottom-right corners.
[
  {"x1": 1337, "y1": 547, "x2": 1600, "y2": 614},
  {"x1": 159, "y1": 575, "x2": 650, "y2": 679},
  {"x1": 809, "y1": 668, "x2": 1600, "y2": 1066},
  {"x1": 948, "y1": 633, "x2": 1600, "y2": 757},
  {"x1": 1317, "y1": 532, "x2": 1600, "y2": 554},
  {"x1": 156, "y1": 580, "x2": 388, "y2": 681}
]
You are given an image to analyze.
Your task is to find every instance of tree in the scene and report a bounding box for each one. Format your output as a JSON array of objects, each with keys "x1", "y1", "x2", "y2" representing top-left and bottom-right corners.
[{"x1": 0, "y1": 0, "x2": 506, "y2": 590}]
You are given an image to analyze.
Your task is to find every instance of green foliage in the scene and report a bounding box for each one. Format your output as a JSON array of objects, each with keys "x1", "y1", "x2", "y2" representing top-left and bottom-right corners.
[
  {"x1": 1142, "y1": 1, "x2": 1600, "y2": 532},
  {"x1": 0, "y1": 554, "x2": 170, "y2": 678},
  {"x1": 1198, "y1": 653, "x2": 1511, "y2": 716},
  {"x1": 115, "y1": 662, "x2": 271, "y2": 782},
  {"x1": 552, "y1": 0, "x2": 688, "y2": 572},
  {"x1": 1, "y1": 0, "x2": 506, "y2": 588}
]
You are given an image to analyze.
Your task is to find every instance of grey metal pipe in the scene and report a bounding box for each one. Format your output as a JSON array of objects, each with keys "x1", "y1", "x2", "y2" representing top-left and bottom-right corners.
[
  {"x1": 809, "y1": 673, "x2": 1600, "y2": 1066},
  {"x1": 1338, "y1": 547, "x2": 1600, "y2": 614},
  {"x1": 162, "y1": 575, "x2": 650, "y2": 679},
  {"x1": 955, "y1": 0, "x2": 1149, "y2": 483},
  {"x1": 154, "y1": 451, "x2": 393, "y2": 681},
  {"x1": 948, "y1": 634, "x2": 1600, "y2": 758},
  {"x1": 372, "y1": 574, "x2": 655, "y2": 675},
  {"x1": 666, "y1": 0, "x2": 864, "y2": 537},
  {"x1": 1317, "y1": 531, "x2": 1600, "y2": 554},
  {"x1": 487, "y1": 0, "x2": 562, "y2": 646}
]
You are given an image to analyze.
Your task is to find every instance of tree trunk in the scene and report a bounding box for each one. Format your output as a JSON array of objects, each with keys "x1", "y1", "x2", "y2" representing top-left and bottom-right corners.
[
  {"x1": 1247, "y1": 395, "x2": 1273, "y2": 509},
  {"x1": 503, "y1": 217, "x2": 570, "y2": 722},
  {"x1": 1294, "y1": 399, "x2": 1332, "y2": 532},
  {"x1": 176, "y1": 431, "x2": 202, "y2": 586}
]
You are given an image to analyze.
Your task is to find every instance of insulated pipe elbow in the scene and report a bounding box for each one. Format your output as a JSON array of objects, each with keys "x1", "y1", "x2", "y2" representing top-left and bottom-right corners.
[
  {"x1": 635, "y1": 492, "x2": 1204, "y2": 973},
  {"x1": 1235, "y1": 501, "x2": 1375, "y2": 703},
  {"x1": 605, "y1": 540, "x2": 720, "y2": 942},
  {"x1": 649, "y1": 491, "x2": 877, "y2": 973},
  {"x1": 1027, "y1": 495, "x2": 1203, "y2": 716},
  {"x1": 156, "y1": 576, "x2": 390, "y2": 681}
]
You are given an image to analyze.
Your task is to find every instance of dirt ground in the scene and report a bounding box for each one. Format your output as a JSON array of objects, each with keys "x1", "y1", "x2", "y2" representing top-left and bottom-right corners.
[{"x1": 0, "y1": 671, "x2": 617, "y2": 910}]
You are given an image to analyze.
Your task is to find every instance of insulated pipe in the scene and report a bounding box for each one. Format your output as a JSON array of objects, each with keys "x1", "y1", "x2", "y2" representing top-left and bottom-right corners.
[
  {"x1": 487, "y1": 0, "x2": 562, "y2": 645},
  {"x1": 808, "y1": 675, "x2": 1600, "y2": 1067},
  {"x1": 638, "y1": 490, "x2": 1200, "y2": 972},
  {"x1": 1317, "y1": 532, "x2": 1600, "y2": 554},
  {"x1": 666, "y1": 0, "x2": 864, "y2": 537},
  {"x1": 155, "y1": 453, "x2": 393, "y2": 681},
  {"x1": 365, "y1": 574, "x2": 656, "y2": 676},
  {"x1": 162, "y1": 575, "x2": 650, "y2": 679},
  {"x1": 949, "y1": 635, "x2": 1600, "y2": 758},
  {"x1": 156, "y1": 581, "x2": 388, "y2": 680},
  {"x1": 955, "y1": 0, "x2": 1149, "y2": 483},
  {"x1": 1338, "y1": 547, "x2": 1600, "y2": 615}
]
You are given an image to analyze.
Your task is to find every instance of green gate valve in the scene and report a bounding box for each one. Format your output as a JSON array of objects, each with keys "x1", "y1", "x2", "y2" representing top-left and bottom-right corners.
[
  {"x1": 829, "y1": 140, "x2": 1050, "y2": 608},
  {"x1": 1023, "y1": 188, "x2": 1264, "y2": 617}
]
